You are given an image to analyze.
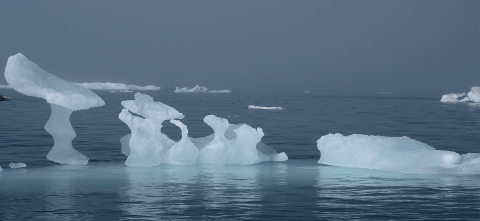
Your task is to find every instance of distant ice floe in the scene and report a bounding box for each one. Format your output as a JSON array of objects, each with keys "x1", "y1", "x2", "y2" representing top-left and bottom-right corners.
[
  {"x1": 9, "y1": 162, "x2": 27, "y2": 169},
  {"x1": 248, "y1": 105, "x2": 284, "y2": 110},
  {"x1": 317, "y1": 133, "x2": 480, "y2": 174},
  {"x1": 304, "y1": 90, "x2": 309, "y2": 93},
  {"x1": 441, "y1": 86, "x2": 480, "y2": 103},
  {"x1": 76, "y1": 82, "x2": 161, "y2": 91},
  {"x1": 119, "y1": 92, "x2": 287, "y2": 167},
  {"x1": 110, "y1": 90, "x2": 133, "y2": 93},
  {"x1": 174, "y1": 85, "x2": 231, "y2": 93},
  {"x1": 0, "y1": 84, "x2": 11, "y2": 89}
]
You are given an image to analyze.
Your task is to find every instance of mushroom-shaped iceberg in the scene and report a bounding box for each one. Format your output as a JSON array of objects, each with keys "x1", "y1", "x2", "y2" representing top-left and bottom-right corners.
[{"x1": 4, "y1": 53, "x2": 105, "y2": 165}]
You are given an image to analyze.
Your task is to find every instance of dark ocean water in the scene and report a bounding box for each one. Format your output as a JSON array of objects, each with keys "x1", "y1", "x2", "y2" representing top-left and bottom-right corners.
[{"x1": 0, "y1": 89, "x2": 479, "y2": 220}]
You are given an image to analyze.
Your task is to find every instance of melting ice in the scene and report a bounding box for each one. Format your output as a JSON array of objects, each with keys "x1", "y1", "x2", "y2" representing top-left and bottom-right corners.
[
  {"x1": 317, "y1": 133, "x2": 480, "y2": 174},
  {"x1": 4, "y1": 53, "x2": 105, "y2": 166},
  {"x1": 119, "y1": 92, "x2": 287, "y2": 167},
  {"x1": 75, "y1": 82, "x2": 161, "y2": 91},
  {"x1": 441, "y1": 86, "x2": 480, "y2": 103}
]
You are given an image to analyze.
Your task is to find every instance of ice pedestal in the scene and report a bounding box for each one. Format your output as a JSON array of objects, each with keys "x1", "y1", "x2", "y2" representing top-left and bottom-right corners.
[
  {"x1": 45, "y1": 104, "x2": 89, "y2": 165},
  {"x1": 163, "y1": 120, "x2": 200, "y2": 165},
  {"x1": 4, "y1": 53, "x2": 104, "y2": 165}
]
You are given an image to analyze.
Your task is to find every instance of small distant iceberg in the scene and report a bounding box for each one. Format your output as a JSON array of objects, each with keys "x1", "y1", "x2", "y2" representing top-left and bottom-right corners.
[
  {"x1": 175, "y1": 85, "x2": 231, "y2": 93},
  {"x1": 76, "y1": 82, "x2": 161, "y2": 91},
  {"x1": 375, "y1": 92, "x2": 394, "y2": 94},
  {"x1": 209, "y1": 89, "x2": 232, "y2": 93},
  {"x1": 9, "y1": 162, "x2": 27, "y2": 169},
  {"x1": 304, "y1": 90, "x2": 309, "y2": 93},
  {"x1": 317, "y1": 133, "x2": 480, "y2": 174},
  {"x1": 0, "y1": 84, "x2": 11, "y2": 89},
  {"x1": 110, "y1": 90, "x2": 133, "y2": 93},
  {"x1": 441, "y1": 86, "x2": 480, "y2": 103},
  {"x1": 175, "y1": 85, "x2": 209, "y2": 93},
  {"x1": 248, "y1": 105, "x2": 284, "y2": 110}
]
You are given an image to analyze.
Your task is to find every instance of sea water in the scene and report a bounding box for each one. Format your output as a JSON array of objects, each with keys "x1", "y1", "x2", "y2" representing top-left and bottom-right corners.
[{"x1": 0, "y1": 89, "x2": 479, "y2": 220}]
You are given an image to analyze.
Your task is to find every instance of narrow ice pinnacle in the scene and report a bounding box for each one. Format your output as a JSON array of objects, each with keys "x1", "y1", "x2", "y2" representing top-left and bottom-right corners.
[{"x1": 4, "y1": 53, "x2": 105, "y2": 165}]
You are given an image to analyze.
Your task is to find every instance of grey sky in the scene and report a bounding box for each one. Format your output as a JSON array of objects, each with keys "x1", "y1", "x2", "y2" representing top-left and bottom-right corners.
[{"x1": 1, "y1": 0, "x2": 478, "y2": 93}]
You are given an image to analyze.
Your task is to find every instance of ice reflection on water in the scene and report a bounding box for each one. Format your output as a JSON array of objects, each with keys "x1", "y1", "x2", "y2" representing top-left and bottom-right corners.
[{"x1": 0, "y1": 160, "x2": 478, "y2": 220}]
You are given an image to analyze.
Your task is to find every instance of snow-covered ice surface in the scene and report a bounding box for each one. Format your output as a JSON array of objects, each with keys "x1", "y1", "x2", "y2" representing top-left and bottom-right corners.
[
  {"x1": 9, "y1": 162, "x2": 26, "y2": 169},
  {"x1": 317, "y1": 133, "x2": 480, "y2": 174},
  {"x1": 76, "y1": 82, "x2": 161, "y2": 91},
  {"x1": 248, "y1": 105, "x2": 284, "y2": 110},
  {"x1": 4, "y1": 53, "x2": 105, "y2": 165},
  {"x1": 175, "y1": 85, "x2": 209, "y2": 93}
]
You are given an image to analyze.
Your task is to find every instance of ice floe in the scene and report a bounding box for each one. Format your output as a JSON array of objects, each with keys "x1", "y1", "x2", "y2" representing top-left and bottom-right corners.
[
  {"x1": 248, "y1": 105, "x2": 284, "y2": 110},
  {"x1": 441, "y1": 86, "x2": 480, "y2": 103},
  {"x1": 175, "y1": 85, "x2": 209, "y2": 93},
  {"x1": 76, "y1": 82, "x2": 161, "y2": 91},
  {"x1": 4, "y1": 53, "x2": 105, "y2": 166},
  {"x1": 0, "y1": 84, "x2": 11, "y2": 89},
  {"x1": 174, "y1": 85, "x2": 231, "y2": 93},
  {"x1": 119, "y1": 93, "x2": 287, "y2": 167},
  {"x1": 9, "y1": 162, "x2": 27, "y2": 169},
  {"x1": 317, "y1": 133, "x2": 480, "y2": 174}
]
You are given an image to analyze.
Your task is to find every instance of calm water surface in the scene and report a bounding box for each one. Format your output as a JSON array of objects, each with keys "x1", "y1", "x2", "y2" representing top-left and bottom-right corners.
[{"x1": 0, "y1": 89, "x2": 479, "y2": 220}]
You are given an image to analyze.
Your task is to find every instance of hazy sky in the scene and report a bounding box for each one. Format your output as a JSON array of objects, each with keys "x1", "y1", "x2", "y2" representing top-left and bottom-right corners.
[{"x1": 1, "y1": 1, "x2": 478, "y2": 93}]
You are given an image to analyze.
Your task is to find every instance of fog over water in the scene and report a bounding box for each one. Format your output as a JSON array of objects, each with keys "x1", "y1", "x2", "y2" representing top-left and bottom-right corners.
[{"x1": 0, "y1": 1, "x2": 478, "y2": 94}]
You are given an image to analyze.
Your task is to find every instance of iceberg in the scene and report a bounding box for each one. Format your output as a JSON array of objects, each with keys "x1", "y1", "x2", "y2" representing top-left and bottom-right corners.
[
  {"x1": 119, "y1": 93, "x2": 287, "y2": 166},
  {"x1": 75, "y1": 82, "x2": 161, "y2": 91},
  {"x1": 163, "y1": 120, "x2": 200, "y2": 165},
  {"x1": 175, "y1": 85, "x2": 209, "y2": 93},
  {"x1": 9, "y1": 162, "x2": 27, "y2": 169},
  {"x1": 317, "y1": 133, "x2": 480, "y2": 174},
  {"x1": 0, "y1": 84, "x2": 11, "y2": 89},
  {"x1": 460, "y1": 86, "x2": 480, "y2": 103},
  {"x1": 4, "y1": 53, "x2": 105, "y2": 166},
  {"x1": 248, "y1": 105, "x2": 284, "y2": 110},
  {"x1": 209, "y1": 89, "x2": 232, "y2": 93},
  {"x1": 119, "y1": 93, "x2": 184, "y2": 167},
  {"x1": 440, "y1": 93, "x2": 466, "y2": 103},
  {"x1": 196, "y1": 115, "x2": 287, "y2": 165},
  {"x1": 441, "y1": 86, "x2": 480, "y2": 103}
]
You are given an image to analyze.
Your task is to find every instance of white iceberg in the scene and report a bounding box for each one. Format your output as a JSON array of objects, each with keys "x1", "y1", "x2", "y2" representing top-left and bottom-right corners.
[
  {"x1": 441, "y1": 86, "x2": 480, "y2": 103},
  {"x1": 75, "y1": 82, "x2": 161, "y2": 91},
  {"x1": 248, "y1": 105, "x2": 284, "y2": 110},
  {"x1": 460, "y1": 86, "x2": 480, "y2": 103},
  {"x1": 119, "y1": 94, "x2": 287, "y2": 166},
  {"x1": 119, "y1": 93, "x2": 183, "y2": 167},
  {"x1": 0, "y1": 84, "x2": 11, "y2": 89},
  {"x1": 175, "y1": 85, "x2": 209, "y2": 93},
  {"x1": 163, "y1": 120, "x2": 200, "y2": 165},
  {"x1": 317, "y1": 133, "x2": 480, "y2": 174},
  {"x1": 9, "y1": 162, "x2": 27, "y2": 169},
  {"x1": 196, "y1": 115, "x2": 287, "y2": 165},
  {"x1": 4, "y1": 53, "x2": 105, "y2": 166},
  {"x1": 440, "y1": 92, "x2": 466, "y2": 103},
  {"x1": 209, "y1": 89, "x2": 232, "y2": 93}
]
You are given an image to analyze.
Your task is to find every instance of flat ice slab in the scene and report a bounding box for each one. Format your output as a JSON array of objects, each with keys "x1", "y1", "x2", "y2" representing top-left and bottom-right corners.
[
  {"x1": 317, "y1": 133, "x2": 480, "y2": 174},
  {"x1": 76, "y1": 82, "x2": 161, "y2": 91},
  {"x1": 248, "y1": 105, "x2": 284, "y2": 110}
]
